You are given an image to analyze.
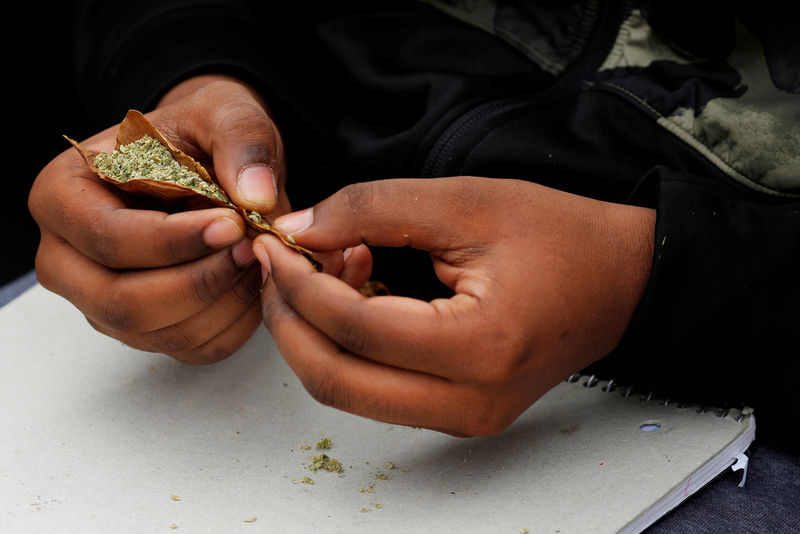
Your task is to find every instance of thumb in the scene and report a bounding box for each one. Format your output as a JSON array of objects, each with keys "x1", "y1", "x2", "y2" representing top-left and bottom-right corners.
[
  {"x1": 211, "y1": 103, "x2": 285, "y2": 214},
  {"x1": 163, "y1": 78, "x2": 286, "y2": 214}
]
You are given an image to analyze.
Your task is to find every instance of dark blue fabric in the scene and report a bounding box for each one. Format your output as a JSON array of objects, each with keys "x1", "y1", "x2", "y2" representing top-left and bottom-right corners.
[{"x1": 647, "y1": 439, "x2": 800, "y2": 534}]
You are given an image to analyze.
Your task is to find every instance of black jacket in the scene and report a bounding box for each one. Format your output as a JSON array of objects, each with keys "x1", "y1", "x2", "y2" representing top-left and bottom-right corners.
[{"x1": 71, "y1": 0, "x2": 800, "y2": 443}]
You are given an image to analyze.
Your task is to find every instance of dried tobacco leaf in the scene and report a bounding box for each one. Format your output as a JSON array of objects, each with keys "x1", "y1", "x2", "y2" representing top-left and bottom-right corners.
[
  {"x1": 358, "y1": 281, "x2": 390, "y2": 297},
  {"x1": 66, "y1": 109, "x2": 320, "y2": 269}
]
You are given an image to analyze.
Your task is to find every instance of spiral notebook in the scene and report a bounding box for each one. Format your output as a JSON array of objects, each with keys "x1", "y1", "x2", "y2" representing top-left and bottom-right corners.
[{"x1": 0, "y1": 283, "x2": 755, "y2": 534}]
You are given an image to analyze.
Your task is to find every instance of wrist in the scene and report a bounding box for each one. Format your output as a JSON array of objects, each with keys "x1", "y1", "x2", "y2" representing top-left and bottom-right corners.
[{"x1": 605, "y1": 204, "x2": 656, "y2": 335}]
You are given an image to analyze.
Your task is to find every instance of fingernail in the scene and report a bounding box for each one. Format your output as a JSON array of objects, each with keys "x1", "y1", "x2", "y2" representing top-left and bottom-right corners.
[
  {"x1": 273, "y1": 208, "x2": 314, "y2": 235},
  {"x1": 232, "y1": 238, "x2": 255, "y2": 267},
  {"x1": 203, "y1": 217, "x2": 243, "y2": 248},
  {"x1": 253, "y1": 243, "x2": 272, "y2": 283},
  {"x1": 342, "y1": 246, "x2": 355, "y2": 262},
  {"x1": 237, "y1": 164, "x2": 277, "y2": 207}
]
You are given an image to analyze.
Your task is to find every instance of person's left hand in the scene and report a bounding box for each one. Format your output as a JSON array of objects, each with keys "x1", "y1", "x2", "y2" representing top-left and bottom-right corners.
[
  {"x1": 28, "y1": 75, "x2": 288, "y2": 364},
  {"x1": 253, "y1": 177, "x2": 655, "y2": 436}
]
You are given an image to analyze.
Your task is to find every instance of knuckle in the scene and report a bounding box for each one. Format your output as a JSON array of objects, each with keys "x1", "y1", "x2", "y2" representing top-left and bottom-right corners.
[
  {"x1": 173, "y1": 342, "x2": 235, "y2": 366},
  {"x1": 159, "y1": 328, "x2": 199, "y2": 355},
  {"x1": 207, "y1": 88, "x2": 274, "y2": 141},
  {"x1": 471, "y1": 328, "x2": 526, "y2": 387},
  {"x1": 457, "y1": 397, "x2": 516, "y2": 437},
  {"x1": 260, "y1": 299, "x2": 280, "y2": 331},
  {"x1": 189, "y1": 266, "x2": 230, "y2": 306},
  {"x1": 33, "y1": 247, "x2": 55, "y2": 292},
  {"x1": 163, "y1": 225, "x2": 204, "y2": 263},
  {"x1": 82, "y1": 213, "x2": 123, "y2": 268},
  {"x1": 340, "y1": 182, "x2": 377, "y2": 217},
  {"x1": 302, "y1": 368, "x2": 345, "y2": 409},
  {"x1": 28, "y1": 158, "x2": 63, "y2": 224},
  {"x1": 261, "y1": 287, "x2": 295, "y2": 333},
  {"x1": 334, "y1": 319, "x2": 372, "y2": 356},
  {"x1": 27, "y1": 176, "x2": 46, "y2": 224},
  {"x1": 98, "y1": 288, "x2": 146, "y2": 333},
  {"x1": 231, "y1": 266, "x2": 262, "y2": 305}
]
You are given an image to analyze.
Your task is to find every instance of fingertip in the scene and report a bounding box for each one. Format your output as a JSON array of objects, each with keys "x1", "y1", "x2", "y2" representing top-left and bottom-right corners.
[
  {"x1": 237, "y1": 164, "x2": 278, "y2": 212},
  {"x1": 252, "y1": 241, "x2": 272, "y2": 284},
  {"x1": 272, "y1": 207, "x2": 314, "y2": 235},
  {"x1": 231, "y1": 237, "x2": 256, "y2": 267},
  {"x1": 203, "y1": 216, "x2": 245, "y2": 248},
  {"x1": 340, "y1": 244, "x2": 373, "y2": 290}
]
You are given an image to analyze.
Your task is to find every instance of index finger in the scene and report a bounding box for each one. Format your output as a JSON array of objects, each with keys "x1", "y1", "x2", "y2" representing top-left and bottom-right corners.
[{"x1": 271, "y1": 177, "x2": 498, "y2": 252}]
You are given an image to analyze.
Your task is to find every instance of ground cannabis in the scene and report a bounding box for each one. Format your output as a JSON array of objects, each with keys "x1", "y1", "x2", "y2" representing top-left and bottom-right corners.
[
  {"x1": 93, "y1": 135, "x2": 231, "y2": 204},
  {"x1": 308, "y1": 454, "x2": 344, "y2": 473},
  {"x1": 315, "y1": 438, "x2": 332, "y2": 450},
  {"x1": 247, "y1": 210, "x2": 264, "y2": 225}
]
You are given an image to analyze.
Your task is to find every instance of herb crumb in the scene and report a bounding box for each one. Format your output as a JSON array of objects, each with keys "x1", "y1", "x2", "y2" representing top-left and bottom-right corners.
[{"x1": 309, "y1": 454, "x2": 343, "y2": 473}]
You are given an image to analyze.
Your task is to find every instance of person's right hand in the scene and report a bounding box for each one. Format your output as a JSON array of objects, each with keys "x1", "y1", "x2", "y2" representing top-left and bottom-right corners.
[{"x1": 28, "y1": 75, "x2": 287, "y2": 364}]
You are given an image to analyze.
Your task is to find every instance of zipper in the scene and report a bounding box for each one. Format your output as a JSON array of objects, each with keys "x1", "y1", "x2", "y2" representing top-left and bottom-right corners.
[
  {"x1": 421, "y1": 0, "x2": 633, "y2": 178},
  {"x1": 421, "y1": 96, "x2": 532, "y2": 178}
]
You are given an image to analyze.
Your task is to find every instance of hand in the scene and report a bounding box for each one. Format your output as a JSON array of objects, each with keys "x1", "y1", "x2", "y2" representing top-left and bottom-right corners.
[
  {"x1": 254, "y1": 177, "x2": 656, "y2": 436},
  {"x1": 29, "y1": 75, "x2": 288, "y2": 364}
]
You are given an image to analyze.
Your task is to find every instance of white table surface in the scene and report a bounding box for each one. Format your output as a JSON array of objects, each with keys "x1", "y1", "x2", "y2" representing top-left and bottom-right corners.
[{"x1": 0, "y1": 284, "x2": 751, "y2": 534}]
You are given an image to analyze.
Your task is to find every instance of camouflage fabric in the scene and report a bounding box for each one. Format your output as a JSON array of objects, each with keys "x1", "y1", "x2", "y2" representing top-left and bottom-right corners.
[
  {"x1": 596, "y1": 9, "x2": 800, "y2": 197},
  {"x1": 419, "y1": 0, "x2": 601, "y2": 75},
  {"x1": 422, "y1": 0, "x2": 800, "y2": 197}
]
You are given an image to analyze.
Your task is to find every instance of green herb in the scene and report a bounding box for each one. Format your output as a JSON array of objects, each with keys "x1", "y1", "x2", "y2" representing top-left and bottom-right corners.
[
  {"x1": 315, "y1": 438, "x2": 332, "y2": 449},
  {"x1": 93, "y1": 135, "x2": 231, "y2": 204},
  {"x1": 308, "y1": 454, "x2": 343, "y2": 473}
]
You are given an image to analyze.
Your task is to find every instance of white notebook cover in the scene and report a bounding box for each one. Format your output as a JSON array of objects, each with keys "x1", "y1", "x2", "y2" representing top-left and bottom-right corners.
[{"x1": 0, "y1": 284, "x2": 754, "y2": 533}]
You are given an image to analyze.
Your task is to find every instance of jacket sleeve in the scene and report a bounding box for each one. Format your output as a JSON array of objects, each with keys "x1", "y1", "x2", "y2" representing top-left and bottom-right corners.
[
  {"x1": 597, "y1": 165, "x2": 800, "y2": 443},
  {"x1": 70, "y1": 0, "x2": 338, "y2": 132}
]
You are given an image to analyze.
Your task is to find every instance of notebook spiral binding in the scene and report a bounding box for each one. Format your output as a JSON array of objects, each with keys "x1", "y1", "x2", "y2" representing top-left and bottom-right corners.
[{"x1": 564, "y1": 373, "x2": 755, "y2": 423}]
